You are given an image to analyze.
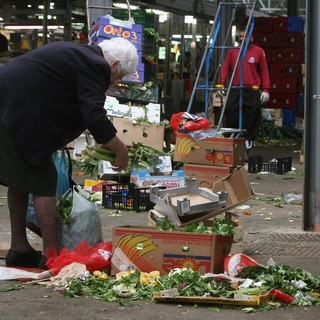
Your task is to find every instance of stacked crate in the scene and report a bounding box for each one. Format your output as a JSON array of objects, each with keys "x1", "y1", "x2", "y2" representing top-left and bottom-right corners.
[
  {"x1": 173, "y1": 133, "x2": 245, "y2": 188},
  {"x1": 113, "y1": 9, "x2": 157, "y2": 83},
  {"x1": 253, "y1": 16, "x2": 305, "y2": 127}
]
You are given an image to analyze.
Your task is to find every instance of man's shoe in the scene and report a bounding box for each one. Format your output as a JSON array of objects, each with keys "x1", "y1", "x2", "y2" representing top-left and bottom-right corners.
[{"x1": 5, "y1": 247, "x2": 42, "y2": 268}]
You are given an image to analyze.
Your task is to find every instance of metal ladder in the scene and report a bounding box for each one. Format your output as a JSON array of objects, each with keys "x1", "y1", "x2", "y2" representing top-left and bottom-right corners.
[{"x1": 186, "y1": 1, "x2": 257, "y2": 135}]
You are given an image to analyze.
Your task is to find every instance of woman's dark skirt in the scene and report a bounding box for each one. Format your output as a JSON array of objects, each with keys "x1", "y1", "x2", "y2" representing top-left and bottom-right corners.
[{"x1": 0, "y1": 121, "x2": 57, "y2": 196}]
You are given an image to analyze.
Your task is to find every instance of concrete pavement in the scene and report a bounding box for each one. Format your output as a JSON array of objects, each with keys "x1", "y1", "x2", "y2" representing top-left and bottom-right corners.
[{"x1": 1, "y1": 143, "x2": 320, "y2": 319}]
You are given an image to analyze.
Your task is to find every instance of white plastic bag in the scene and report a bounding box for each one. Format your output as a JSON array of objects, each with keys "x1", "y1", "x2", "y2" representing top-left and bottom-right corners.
[{"x1": 58, "y1": 186, "x2": 103, "y2": 250}]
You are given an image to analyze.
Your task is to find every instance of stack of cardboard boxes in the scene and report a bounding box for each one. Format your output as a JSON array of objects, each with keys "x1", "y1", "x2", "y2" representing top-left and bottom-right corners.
[{"x1": 173, "y1": 132, "x2": 245, "y2": 188}]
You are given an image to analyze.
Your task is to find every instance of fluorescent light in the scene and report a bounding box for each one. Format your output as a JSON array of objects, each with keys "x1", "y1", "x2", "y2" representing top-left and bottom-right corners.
[
  {"x1": 159, "y1": 13, "x2": 167, "y2": 23},
  {"x1": 146, "y1": 9, "x2": 166, "y2": 15},
  {"x1": 113, "y1": 3, "x2": 138, "y2": 10},
  {"x1": 185, "y1": 15, "x2": 194, "y2": 24},
  {"x1": 172, "y1": 34, "x2": 203, "y2": 39},
  {"x1": 4, "y1": 25, "x2": 64, "y2": 30}
]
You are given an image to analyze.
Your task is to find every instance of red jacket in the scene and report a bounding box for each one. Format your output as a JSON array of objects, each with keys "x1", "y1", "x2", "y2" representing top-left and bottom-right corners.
[{"x1": 221, "y1": 44, "x2": 270, "y2": 93}]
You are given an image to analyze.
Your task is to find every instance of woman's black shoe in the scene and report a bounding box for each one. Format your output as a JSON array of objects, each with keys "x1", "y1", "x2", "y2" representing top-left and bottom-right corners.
[{"x1": 5, "y1": 248, "x2": 42, "y2": 268}]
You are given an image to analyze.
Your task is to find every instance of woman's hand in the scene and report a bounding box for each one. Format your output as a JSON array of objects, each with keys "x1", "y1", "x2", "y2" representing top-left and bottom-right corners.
[{"x1": 100, "y1": 136, "x2": 128, "y2": 172}]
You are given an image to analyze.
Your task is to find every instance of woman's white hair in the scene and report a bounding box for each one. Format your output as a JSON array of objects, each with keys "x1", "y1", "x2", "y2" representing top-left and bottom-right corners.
[{"x1": 98, "y1": 37, "x2": 138, "y2": 78}]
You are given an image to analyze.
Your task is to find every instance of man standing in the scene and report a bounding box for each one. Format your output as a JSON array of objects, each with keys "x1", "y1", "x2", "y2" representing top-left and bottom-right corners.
[{"x1": 220, "y1": 30, "x2": 270, "y2": 150}]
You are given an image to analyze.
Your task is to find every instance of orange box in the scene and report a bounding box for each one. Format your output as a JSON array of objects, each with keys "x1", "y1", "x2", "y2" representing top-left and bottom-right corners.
[
  {"x1": 173, "y1": 133, "x2": 245, "y2": 167},
  {"x1": 183, "y1": 163, "x2": 233, "y2": 188},
  {"x1": 112, "y1": 225, "x2": 233, "y2": 275}
]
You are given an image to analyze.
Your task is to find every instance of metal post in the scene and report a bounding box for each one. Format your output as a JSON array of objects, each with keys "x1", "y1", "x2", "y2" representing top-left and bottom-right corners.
[
  {"x1": 303, "y1": 0, "x2": 320, "y2": 231},
  {"x1": 287, "y1": 0, "x2": 298, "y2": 17},
  {"x1": 163, "y1": 12, "x2": 172, "y2": 97},
  {"x1": 63, "y1": 0, "x2": 72, "y2": 41},
  {"x1": 42, "y1": 0, "x2": 49, "y2": 44},
  {"x1": 87, "y1": 0, "x2": 112, "y2": 27}
]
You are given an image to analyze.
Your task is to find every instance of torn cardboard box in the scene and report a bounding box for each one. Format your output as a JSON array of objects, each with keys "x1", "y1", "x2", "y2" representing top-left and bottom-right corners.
[
  {"x1": 183, "y1": 163, "x2": 233, "y2": 188},
  {"x1": 149, "y1": 178, "x2": 228, "y2": 217},
  {"x1": 112, "y1": 118, "x2": 165, "y2": 150},
  {"x1": 149, "y1": 166, "x2": 253, "y2": 226}
]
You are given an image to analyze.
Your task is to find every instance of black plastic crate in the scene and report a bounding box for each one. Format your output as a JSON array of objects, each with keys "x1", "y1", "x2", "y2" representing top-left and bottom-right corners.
[
  {"x1": 248, "y1": 156, "x2": 292, "y2": 174},
  {"x1": 102, "y1": 183, "x2": 153, "y2": 212}
]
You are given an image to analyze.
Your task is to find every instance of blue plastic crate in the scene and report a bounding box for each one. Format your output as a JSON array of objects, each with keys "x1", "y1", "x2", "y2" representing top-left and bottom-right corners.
[
  {"x1": 288, "y1": 16, "x2": 304, "y2": 32},
  {"x1": 297, "y1": 94, "x2": 304, "y2": 109},
  {"x1": 282, "y1": 109, "x2": 296, "y2": 125}
]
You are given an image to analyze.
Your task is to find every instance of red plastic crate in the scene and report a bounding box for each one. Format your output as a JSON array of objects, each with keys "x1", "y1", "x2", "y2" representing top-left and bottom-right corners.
[
  {"x1": 284, "y1": 63, "x2": 301, "y2": 78},
  {"x1": 271, "y1": 48, "x2": 286, "y2": 62},
  {"x1": 286, "y1": 48, "x2": 304, "y2": 63},
  {"x1": 270, "y1": 78, "x2": 283, "y2": 93},
  {"x1": 281, "y1": 78, "x2": 299, "y2": 93},
  {"x1": 273, "y1": 17, "x2": 288, "y2": 32},
  {"x1": 270, "y1": 63, "x2": 283, "y2": 77},
  {"x1": 281, "y1": 94, "x2": 298, "y2": 108},
  {"x1": 272, "y1": 33, "x2": 287, "y2": 48},
  {"x1": 267, "y1": 93, "x2": 282, "y2": 108},
  {"x1": 254, "y1": 17, "x2": 274, "y2": 32},
  {"x1": 253, "y1": 32, "x2": 273, "y2": 48},
  {"x1": 286, "y1": 32, "x2": 305, "y2": 47}
]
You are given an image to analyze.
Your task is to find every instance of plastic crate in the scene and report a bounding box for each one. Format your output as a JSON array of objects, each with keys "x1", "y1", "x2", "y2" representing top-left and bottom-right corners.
[
  {"x1": 282, "y1": 109, "x2": 296, "y2": 125},
  {"x1": 248, "y1": 156, "x2": 292, "y2": 174},
  {"x1": 102, "y1": 183, "x2": 153, "y2": 212},
  {"x1": 288, "y1": 16, "x2": 304, "y2": 33}
]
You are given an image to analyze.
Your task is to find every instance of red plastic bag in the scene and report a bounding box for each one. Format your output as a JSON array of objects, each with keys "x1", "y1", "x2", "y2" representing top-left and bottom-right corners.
[
  {"x1": 170, "y1": 112, "x2": 211, "y2": 133},
  {"x1": 270, "y1": 289, "x2": 295, "y2": 304},
  {"x1": 224, "y1": 253, "x2": 264, "y2": 277},
  {"x1": 46, "y1": 240, "x2": 112, "y2": 276},
  {"x1": 182, "y1": 117, "x2": 211, "y2": 132},
  {"x1": 170, "y1": 112, "x2": 185, "y2": 132}
]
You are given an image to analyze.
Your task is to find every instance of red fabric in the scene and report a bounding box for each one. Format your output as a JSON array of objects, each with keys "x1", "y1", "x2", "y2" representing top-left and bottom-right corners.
[
  {"x1": 46, "y1": 241, "x2": 112, "y2": 276},
  {"x1": 221, "y1": 44, "x2": 270, "y2": 93},
  {"x1": 170, "y1": 112, "x2": 185, "y2": 132}
]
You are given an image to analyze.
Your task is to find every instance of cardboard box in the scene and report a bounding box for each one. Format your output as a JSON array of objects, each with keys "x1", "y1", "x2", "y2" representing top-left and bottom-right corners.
[
  {"x1": 89, "y1": 16, "x2": 143, "y2": 51},
  {"x1": 173, "y1": 133, "x2": 245, "y2": 167},
  {"x1": 149, "y1": 167, "x2": 253, "y2": 226},
  {"x1": 148, "y1": 210, "x2": 244, "y2": 254},
  {"x1": 112, "y1": 225, "x2": 233, "y2": 275},
  {"x1": 153, "y1": 291, "x2": 269, "y2": 306},
  {"x1": 83, "y1": 179, "x2": 112, "y2": 192},
  {"x1": 149, "y1": 178, "x2": 228, "y2": 218},
  {"x1": 104, "y1": 96, "x2": 161, "y2": 123},
  {"x1": 112, "y1": 117, "x2": 165, "y2": 150},
  {"x1": 130, "y1": 170, "x2": 185, "y2": 188},
  {"x1": 89, "y1": 17, "x2": 145, "y2": 83},
  {"x1": 97, "y1": 160, "x2": 128, "y2": 179},
  {"x1": 183, "y1": 163, "x2": 233, "y2": 188}
]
